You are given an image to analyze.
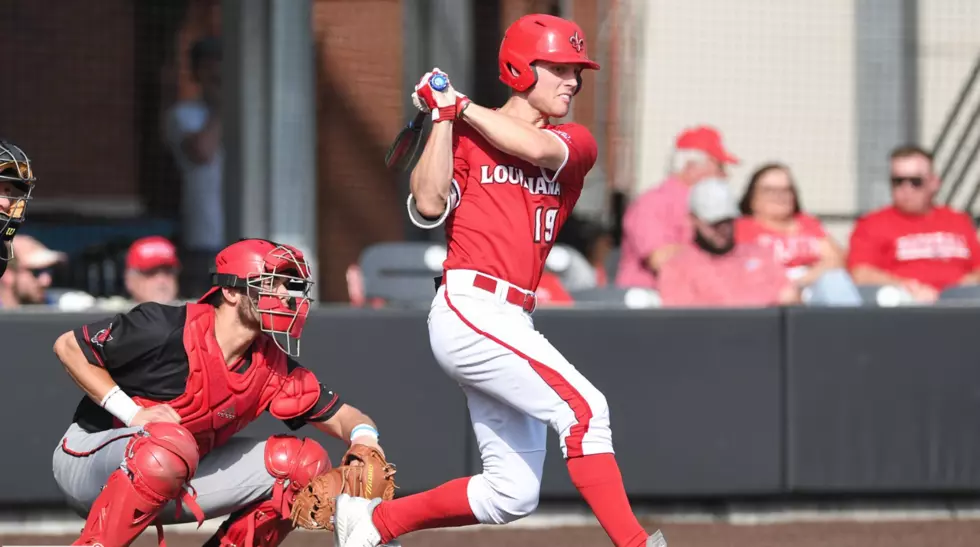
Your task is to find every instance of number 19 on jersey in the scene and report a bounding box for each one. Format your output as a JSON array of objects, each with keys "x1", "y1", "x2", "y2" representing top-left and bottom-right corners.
[{"x1": 533, "y1": 206, "x2": 558, "y2": 244}]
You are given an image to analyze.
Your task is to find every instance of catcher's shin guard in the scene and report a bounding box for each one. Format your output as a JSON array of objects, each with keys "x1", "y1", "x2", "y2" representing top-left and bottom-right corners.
[
  {"x1": 72, "y1": 423, "x2": 204, "y2": 547},
  {"x1": 206, "y1": 435, "x2": 329, "y2": 547}
]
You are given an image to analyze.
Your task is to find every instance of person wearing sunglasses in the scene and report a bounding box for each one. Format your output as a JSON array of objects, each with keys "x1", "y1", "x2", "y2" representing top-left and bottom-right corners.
[
  {"x1": 0, "y1": 235, "x2": 65, "y2": 308},
  {"x1": 847, "y1": 145, "x2": 980, "y2": 302},
  {"x1": 124, "y1": 236, "x2": 181, "y2": 305}
]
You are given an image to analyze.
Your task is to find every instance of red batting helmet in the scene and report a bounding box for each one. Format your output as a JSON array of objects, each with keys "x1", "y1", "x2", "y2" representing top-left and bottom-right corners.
[
  {"x1": 198, "y1": 238, "x2": 314, "y2": 357},
  {"x1": 498, "y1": 14, "x2": 600, "y2": 94}
]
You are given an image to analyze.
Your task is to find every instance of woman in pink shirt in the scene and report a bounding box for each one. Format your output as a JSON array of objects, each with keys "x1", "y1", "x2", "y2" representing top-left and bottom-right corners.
[{"x1": 735, "y1": 163, "x2": 861, "y2": 305}]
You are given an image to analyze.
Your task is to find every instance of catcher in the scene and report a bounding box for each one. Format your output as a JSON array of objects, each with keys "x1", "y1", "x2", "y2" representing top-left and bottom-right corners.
[
  {"x1": 0, "y1": 139, "x2": 36, "y2": 278},
  {"x1": 51, "y1": 238, "x2": 398, "y2": 547}
]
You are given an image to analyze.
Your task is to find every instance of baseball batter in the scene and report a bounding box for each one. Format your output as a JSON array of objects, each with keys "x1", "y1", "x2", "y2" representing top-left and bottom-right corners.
[
  {"x1": 0, "y1": 140, "x2": 36, "y2": 278},
  {"x1": 51, "y1": 238, "x2": 392, "y2": 547},
  {"x1": 333, "y1": 13, "x2": 664, "y2": 547}
]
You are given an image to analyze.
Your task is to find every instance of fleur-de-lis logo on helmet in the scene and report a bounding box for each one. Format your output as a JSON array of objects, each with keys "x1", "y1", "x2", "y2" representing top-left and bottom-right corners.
[{"x1": 569, "y1": 32, "x2": 585, "y2": 53}]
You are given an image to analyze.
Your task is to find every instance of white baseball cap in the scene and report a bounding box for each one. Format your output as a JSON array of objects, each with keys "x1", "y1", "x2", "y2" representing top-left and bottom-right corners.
[{"x1": 689, "y1": 178, "x2": 738, "y2": 224}]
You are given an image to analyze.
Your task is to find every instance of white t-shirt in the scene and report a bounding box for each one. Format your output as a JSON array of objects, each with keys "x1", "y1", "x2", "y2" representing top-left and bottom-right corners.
[{"x1": 164, "y1": 100, "x2": 224, "y2": 251}]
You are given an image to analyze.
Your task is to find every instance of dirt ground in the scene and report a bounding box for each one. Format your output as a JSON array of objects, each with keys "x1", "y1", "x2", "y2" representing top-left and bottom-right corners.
[{"x1": 6, "y1": 518, "x2": 980, "y2": 547}]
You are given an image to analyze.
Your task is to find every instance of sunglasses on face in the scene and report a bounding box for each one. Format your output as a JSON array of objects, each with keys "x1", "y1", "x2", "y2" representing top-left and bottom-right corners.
[
  {"x1": 891, "y1": 176, "x2": 925, "y2": 188},
  {"x1": 25, "y1": 266, "x2": 52, "y2": 278}
]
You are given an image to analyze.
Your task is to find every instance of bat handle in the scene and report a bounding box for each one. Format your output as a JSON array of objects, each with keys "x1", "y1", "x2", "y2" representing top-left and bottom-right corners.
[{"x1": 430, "y1": 73, "x2": 449, "y2": 92}]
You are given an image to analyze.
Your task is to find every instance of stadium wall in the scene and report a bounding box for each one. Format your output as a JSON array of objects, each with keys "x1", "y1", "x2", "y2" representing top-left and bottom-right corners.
[{"x1": 6, "y1": 306, "x2": 980, "y2": 505}]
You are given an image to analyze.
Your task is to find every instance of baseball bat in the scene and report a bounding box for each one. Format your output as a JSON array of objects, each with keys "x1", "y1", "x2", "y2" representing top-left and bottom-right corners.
[{"x1": 385, "y1": 73, "x2": 449, "y2": 172}]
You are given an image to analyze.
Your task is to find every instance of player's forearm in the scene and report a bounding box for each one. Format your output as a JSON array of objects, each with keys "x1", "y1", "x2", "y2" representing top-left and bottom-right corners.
[
  {"x1": 460, "y1": 104, "x2": 565, "y2": 171},
  {"x1": 410, "y1": 121, "x2": 455, "y2": 218},
  {"x1": 53, "y1": 331, "x2": 117, "y2": 404},
  {"x1": 314, "y1": 403, "x2": 378, "y2": 444}
]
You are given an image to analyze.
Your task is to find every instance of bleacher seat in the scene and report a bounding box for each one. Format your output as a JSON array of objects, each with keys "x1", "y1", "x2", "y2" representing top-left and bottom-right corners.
[
  {"x1": 938, "y1": 284, "x2": 980, "y2": 305},
  {"x1": 358, "y1": 242, "x2": 447, "y2": 307},
  {"x1": 545, "y1": 244, "x2": 597, "y2": 291},
  {"x1": 569, "y1": 287, "x2": 661, "y2": 309}
]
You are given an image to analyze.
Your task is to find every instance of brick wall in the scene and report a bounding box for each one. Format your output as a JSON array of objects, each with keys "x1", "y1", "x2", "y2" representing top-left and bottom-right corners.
[
  {"x1": 312, "y1": 0, "x2": 405, "y2": 301},
  {"x1": 0, "y1": 0, "x2": 140, "y2": 203}
]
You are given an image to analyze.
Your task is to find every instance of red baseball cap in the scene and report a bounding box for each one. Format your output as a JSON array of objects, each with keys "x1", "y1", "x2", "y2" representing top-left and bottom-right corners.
[
  {"x1": 126, "y1": 236, "x2": 180, "y2": 271},
  {"x1": 675, "y1": 126, "x2": 739, "y2": 165}
]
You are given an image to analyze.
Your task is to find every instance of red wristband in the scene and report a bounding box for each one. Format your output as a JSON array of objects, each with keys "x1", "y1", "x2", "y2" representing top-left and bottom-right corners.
[{"x1": 434, "y1": 105, "x2": 457, "y2": 123}]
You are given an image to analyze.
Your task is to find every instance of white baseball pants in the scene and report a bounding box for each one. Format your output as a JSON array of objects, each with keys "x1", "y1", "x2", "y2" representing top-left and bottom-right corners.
[{"x1": 428, "y1": 269, "x2": 613, "y2": 524}]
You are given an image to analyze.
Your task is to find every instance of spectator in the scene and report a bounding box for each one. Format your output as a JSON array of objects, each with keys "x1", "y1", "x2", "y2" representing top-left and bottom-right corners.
[
  {"x1": 847, "y1": 145, "x2": 980, "y2": 303},
  {"x1": 659, "y1": 178, "x2": 800, "y2": 308},
  {"x1": 124, "y1": 236, "x2": 181, "y2": 305},
  {"x1": 0, "y1": 235, "x2": 66, "y2": 308},
  {"x1": 164, "y1": 35, "x2": 224, "y2": 298},
  {"x1": 616, "y1": 125, "x2": 738, "y2": 289},
  {"x1": 735, "y1": 163, "x2": 861, "y2": 306}
]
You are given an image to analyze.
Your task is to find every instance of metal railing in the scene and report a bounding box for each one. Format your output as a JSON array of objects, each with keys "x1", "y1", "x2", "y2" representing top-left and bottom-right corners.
[{"x1": 935, "y1": 52, "x2": 980, "y2": 216}]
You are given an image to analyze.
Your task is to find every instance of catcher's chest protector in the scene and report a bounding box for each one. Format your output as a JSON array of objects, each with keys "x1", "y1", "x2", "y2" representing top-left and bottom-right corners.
[{"x1": 131, "y1": 303, "x2": 286, "y2": 456}]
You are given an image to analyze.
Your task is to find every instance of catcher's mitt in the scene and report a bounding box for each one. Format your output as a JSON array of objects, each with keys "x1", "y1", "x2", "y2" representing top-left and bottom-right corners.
[{"x1": 290, "y1": 444, "x2": 397, "y2": 531}]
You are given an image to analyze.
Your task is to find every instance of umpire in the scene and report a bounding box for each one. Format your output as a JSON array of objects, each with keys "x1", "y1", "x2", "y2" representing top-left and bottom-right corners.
[{"x1": 0, "y1": 140, "x2": 36, "y2": 278}]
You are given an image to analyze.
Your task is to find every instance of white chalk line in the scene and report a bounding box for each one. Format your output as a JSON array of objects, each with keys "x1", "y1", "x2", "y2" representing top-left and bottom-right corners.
[{"x1": 4, "y1": 504, "x2": 980, "y2": 536}]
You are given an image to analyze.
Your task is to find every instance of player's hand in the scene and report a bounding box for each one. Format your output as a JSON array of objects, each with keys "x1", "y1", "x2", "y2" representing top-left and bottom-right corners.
[
  {"x1": 412, "y1": 68, "x2": 458, "y2": 112},
  {"x1": 130, "y1": 404, "x2": 181, "y2": 427}
]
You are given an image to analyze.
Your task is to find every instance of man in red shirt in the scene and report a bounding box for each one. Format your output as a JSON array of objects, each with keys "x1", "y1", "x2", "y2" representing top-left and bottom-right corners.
[
  {"x1": 659, "y1": 178, "x2": 799, "y2": 307},
  {"x1": 616, "y1": 126, "x2": 738, "y2": 289},
  {"x1": 847, "y1": 145, "x2": 980, "y2": 302},
  {"x1": 331, "y1": 13, "x2": 663, "y2": 547}
]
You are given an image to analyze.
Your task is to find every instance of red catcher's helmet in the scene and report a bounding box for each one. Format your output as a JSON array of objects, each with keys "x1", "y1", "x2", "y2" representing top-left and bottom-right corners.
[
  {"x1": 498, "y1": 13, "x2": 600, "y2": 94},
  {"x1": 198, "y1": 238, "x2": 314, "y2": 357}
]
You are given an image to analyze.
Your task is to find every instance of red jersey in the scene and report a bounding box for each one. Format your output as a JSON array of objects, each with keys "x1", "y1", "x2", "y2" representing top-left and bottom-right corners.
[
  {"x1": 847, "y1": 205, "x2": 980, "y2": 290},
  {"x1": 440, "y1": 121, "x2": 597, "y2": 291},
  {"x1": 735, "y1": 214, "x2": 828, "y2": 269}
]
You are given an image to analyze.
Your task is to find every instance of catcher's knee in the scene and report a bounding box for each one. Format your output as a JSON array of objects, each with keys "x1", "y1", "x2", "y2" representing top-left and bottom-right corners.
[
  {"x1": 264, "y1": 435, "x2": 331, "y2": 494},
  {"x1": 129, "y1": 422, "x2": 201, "y2": 500},
  {"x1": 469, "y1": 468, "x2": 541, "y2": 524}
]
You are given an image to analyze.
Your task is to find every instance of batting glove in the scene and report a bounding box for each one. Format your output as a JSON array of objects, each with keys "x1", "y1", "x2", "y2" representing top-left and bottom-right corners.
[{"x1": 412, "y1": 69, "x2": 442, "y2": 113}]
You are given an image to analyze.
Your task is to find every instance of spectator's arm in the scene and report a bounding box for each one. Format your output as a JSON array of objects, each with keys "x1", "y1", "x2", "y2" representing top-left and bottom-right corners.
[
  {"x1": 756, "y1": 247, "x2": 800, "y2": 305},
  {"x1": 165, "y1": 106, "x2": 222, "y2": 166},
  {"x1": 849, "y1": 264, "x2": 938, "y2": 302},
  {"x1": 846, "y1": 217, "x2": 906, "y2": 285},
  {"x1": 646, "y1": 245, "x2": 682, "y2": 273},
  {"x1": 778, "y1": 284, "x2": 802, "y2": 305},
  {"x1": 849, "y1": 264, "x2": 909, "y2": 286},
  {"x1": 621, "y1": 195, "x2": 680, "y2": 275},
  {"x1": 955, "y1": 221, "x2": 980, "y2": 285},
  {"x1": 181, "y1": 113, "x2": 222, "y2": 165},
  {"x1": 796, "y1": 237, "x2": 846, "y2": 288},
  {"x1": 958, "y1": 271, "x2": 980, "y2": 284}
]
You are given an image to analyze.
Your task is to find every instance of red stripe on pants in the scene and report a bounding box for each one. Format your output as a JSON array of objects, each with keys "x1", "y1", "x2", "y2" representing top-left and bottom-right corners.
[{"x1": 444, "y1": 290, "x2": 594, "y2": 457}]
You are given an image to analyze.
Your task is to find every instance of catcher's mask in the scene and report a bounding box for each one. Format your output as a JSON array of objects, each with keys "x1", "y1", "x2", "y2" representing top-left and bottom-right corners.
[
  {"x1": 0, "y1": 141, "x2": 35, "y2": 254},
  {"x1": 199, "y1": 238, "x2": 314, "y2": 357}
]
